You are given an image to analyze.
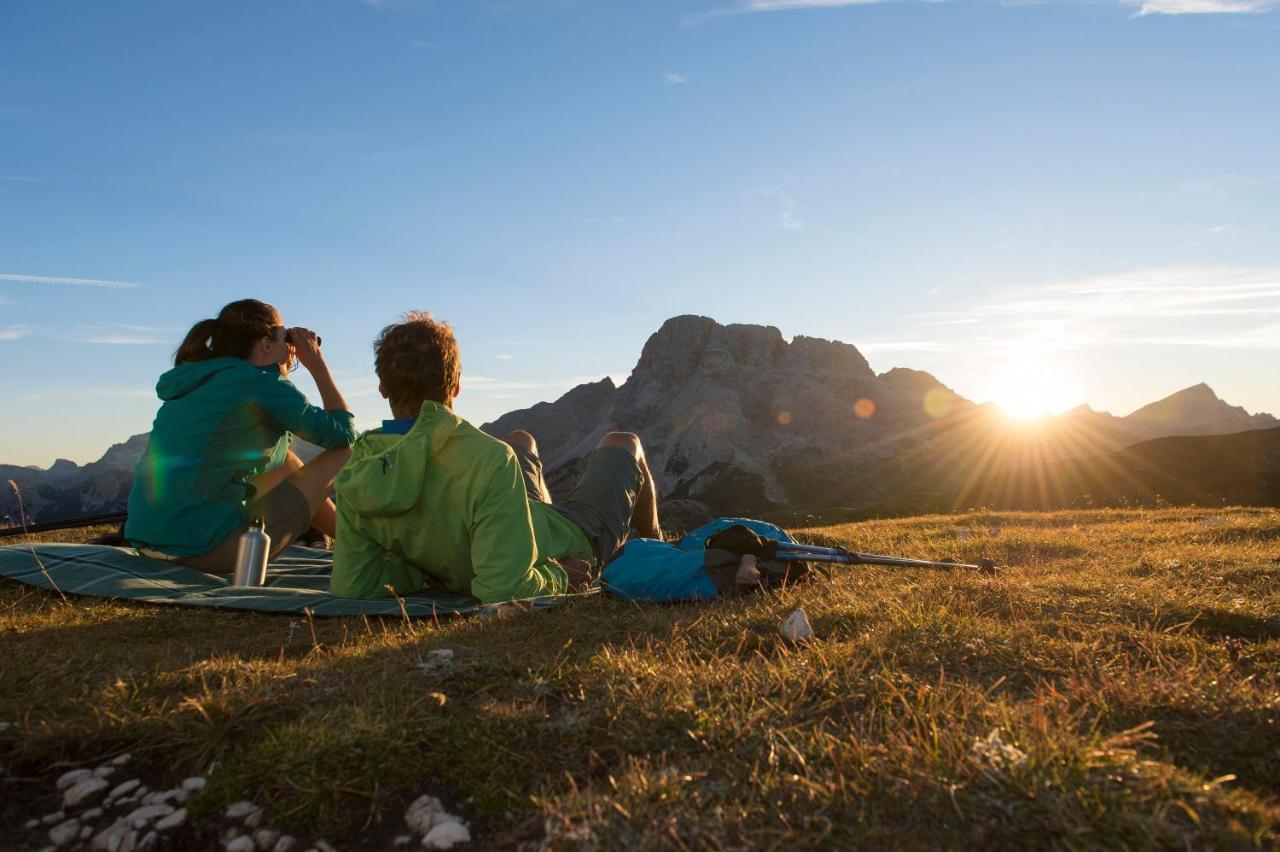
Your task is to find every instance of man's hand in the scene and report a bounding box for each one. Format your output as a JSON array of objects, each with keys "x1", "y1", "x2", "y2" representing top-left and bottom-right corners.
[
  {"x1": 559, "y1": 555, "x2": 594, "y2": 591},
  {"x1": 288, "y1": 327, "x2": 325, "y2": 373}
]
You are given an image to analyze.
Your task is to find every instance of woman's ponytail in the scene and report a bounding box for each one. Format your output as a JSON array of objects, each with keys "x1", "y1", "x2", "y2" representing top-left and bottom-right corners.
[
  {"x1": 174, "y1": 318, "x2": 222, "y2": 366},
  {"x1": 172, "y1": 299, "x2": 280, "y2": 367}
]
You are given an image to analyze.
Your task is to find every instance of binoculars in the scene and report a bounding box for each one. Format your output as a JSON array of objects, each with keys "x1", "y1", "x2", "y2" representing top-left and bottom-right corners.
[{"x1": 284, "y1": 330, "x2": 321, "y2": 347}]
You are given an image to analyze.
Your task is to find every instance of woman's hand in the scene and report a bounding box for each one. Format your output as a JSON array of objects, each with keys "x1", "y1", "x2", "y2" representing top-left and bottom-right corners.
[{"x1": 287, "y1": 327, "x2": 325, "y2": 373}]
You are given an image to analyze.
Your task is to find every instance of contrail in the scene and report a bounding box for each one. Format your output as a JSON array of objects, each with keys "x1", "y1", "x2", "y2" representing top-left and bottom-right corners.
[{"x1": 0, "y1": 272, "x2": 142, "y2": 289}]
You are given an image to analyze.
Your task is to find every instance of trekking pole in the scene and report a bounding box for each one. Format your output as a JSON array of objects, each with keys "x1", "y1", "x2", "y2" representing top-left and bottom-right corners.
[{"x1": 704, "y1": 525, "x2": 1000, "y2": 574}]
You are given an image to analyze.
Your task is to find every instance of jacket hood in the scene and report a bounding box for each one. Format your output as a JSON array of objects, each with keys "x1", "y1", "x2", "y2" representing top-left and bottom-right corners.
[
  {"x1": 156, "y1": 358, "x2": 258, "y2": 401},
  {"x1": 335, "y1": 401, "x2": 462, "y2": 517}
]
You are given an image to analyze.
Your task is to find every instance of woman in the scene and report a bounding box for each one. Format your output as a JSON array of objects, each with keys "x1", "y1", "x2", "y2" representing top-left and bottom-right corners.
[{"x1": 125, "y1": 299, "x2": 357, "y2": 573}]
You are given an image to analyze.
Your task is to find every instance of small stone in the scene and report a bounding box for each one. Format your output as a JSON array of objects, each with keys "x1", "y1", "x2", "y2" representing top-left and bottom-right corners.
[
  {"x1": 137, "y1": 833, "x2": 159, "y2": 852},
  {"x1": 43, "y1": 811, "x2": 66, "y2": 825},
  {"x1": 314, "y1": 841, "x2": 338, "y2": 852},
  {"x1": 108, "y1": 780, "x2": 141, "y2": 801},
  {"x1": 422, "y1": 820, "x2": 470, "y2": 850},
  {"x1": 111, "y1": 754, "x2": 132, "y2": 766},
  {"x1": 270, "y1": 836, "x2": 297, "y2": 852},
  {"x1": 0, "y1": 720, "x2": 10, "y2": 731},
  {"x1": 393, "y1": 837, "x2": 412, "y2": 848},
  {"x1": 253, "y1": 829, "x2": 280, "y2": 850},
  {"x1": 404, "y1": 795, "x2": 445, "y2": 835},
  {"x1": 154, "y1": 809, "x2": 186, "y2": 831},
  {"x1": 82, "y1": 808, "x2": 103, "y2": 821},
  {"x1": 427, "y1": 649, "x2": 454, "y2": 660},
  {"x1": 148, "y1": 789, "x2": 185, "y2": 806},
  {"x1": 81, "y1": 826, "x2": 93, "y2": 839},
  {"x1": 224, "y1": 801, "x2": 260, "y2": 820},
  {"x1": 243, "y1": 808, "x2": 264, "y2": 829},
  {"x1": 123, "y1": 804, "x2": 174, "y2": 828},
  {"x1": 57, "y1": 769, "x2": 92, "y2": 790},
  {"x1": 180, "y1": 777, "x2": 206, "y2": 793},
  {"x1": 49, "y1": 818, "x2": 81, "y2": 845},
  {"x1": 120, "y1": 830, "x2": 140, "y2": 852},
  {"x1": 65, "y1": 776, "x2": 111, "y2": 808},
  {"x1": 226, "y1": 836, "x2": 255, "y2": 852},
  {"x1": 94, "y1": 765, "x2": 117, "y2": 778},
  {"x1": 779, "y1": 608, "x2": 815, "y2": 644},
  {"x1": 90, "y1": 821, "x2": 131, "y2": 852},
  {"x1": 26, "y1": 818, "x2": 40, "y2": 829}
]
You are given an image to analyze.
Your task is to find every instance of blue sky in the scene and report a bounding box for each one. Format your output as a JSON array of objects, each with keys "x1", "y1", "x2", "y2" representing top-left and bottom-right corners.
[{"x1": 2, "y1": 0, "x2": 1277, "y2": 465}]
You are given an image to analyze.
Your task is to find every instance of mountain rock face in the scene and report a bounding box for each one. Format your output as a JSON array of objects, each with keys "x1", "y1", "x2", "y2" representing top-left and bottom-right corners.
[
  {"x1": 1122, "y1": 383, "x2": 1278, "y2": 438},
  {"x1": 485, "y1": 315, "x2": 975, "y2": 516},
  {"x1": 1, "y1": 434, "x2": 148, "y2": 527}
]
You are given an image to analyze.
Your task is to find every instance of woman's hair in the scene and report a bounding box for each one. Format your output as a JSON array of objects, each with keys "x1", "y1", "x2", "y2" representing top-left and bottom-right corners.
[{"x1": 174, "y1": 299, "x2": 281, "y2": 367}]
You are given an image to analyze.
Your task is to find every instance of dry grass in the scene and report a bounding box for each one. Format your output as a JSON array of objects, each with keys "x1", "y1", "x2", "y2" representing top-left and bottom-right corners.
[{"x1": 2, "y1": 507, "x2": 1278, "y2": 849}]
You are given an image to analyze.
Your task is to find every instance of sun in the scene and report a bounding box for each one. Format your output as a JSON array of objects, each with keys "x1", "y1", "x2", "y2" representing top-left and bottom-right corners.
[{"x1": 984, "y1": 361, "x2": 1081, "y2": 422}]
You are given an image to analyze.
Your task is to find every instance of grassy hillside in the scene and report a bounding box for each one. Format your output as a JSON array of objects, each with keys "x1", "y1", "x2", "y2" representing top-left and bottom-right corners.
[{"x1": 2, "y1": 508, "x2": 1278, "y2": 849}]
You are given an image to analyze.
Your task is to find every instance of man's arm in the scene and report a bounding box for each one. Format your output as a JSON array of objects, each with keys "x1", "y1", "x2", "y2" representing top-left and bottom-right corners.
[
  {"x1": 330, "y1": 498, "x2": 425, "y2": 598},
  {"x1": 468, "y1": 455, "x2": 568, "y2": 604}
]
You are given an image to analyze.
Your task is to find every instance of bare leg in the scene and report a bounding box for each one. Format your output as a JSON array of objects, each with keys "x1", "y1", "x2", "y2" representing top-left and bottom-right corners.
[
  {"x1": 597, "y1": 432, "x2": 662, "y2": 540},
  {"x1": 504, "y1": 430, "x2": 552, "y2": 502},
  {"x1": 283, "y1": 447, "x2": 350, "y2": 538}
]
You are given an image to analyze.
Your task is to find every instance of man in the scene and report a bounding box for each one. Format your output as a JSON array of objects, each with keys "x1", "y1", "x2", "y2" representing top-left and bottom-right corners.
[{"x1": 330, "y1": 311, "x2": 662, "y2": 604}]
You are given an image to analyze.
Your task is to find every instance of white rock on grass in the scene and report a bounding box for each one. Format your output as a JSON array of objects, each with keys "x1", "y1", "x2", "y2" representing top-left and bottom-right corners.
[
  {"x1": 393, "y1": 836, "x2": 413, "y2": 847},
  {"x1": 82, "y1": 808, "x2": 104, "y2": 821},
  {"x1": 427, "y1": 649, "x2": 454, "y2": 661},
  {"x1": 270, "y1": 836, "x2": 297, "y2": 852},
  {"x1": 314, "y1": 841, "x2": 338, "y2": 852},
  {"x1": 108, "y1": 780, "x2": 141, "y2": 801},
  {"x1": 49, "y1": 818, "x2": 81, "y2": 845},
  {"x1": 123, "y1": 804, "x2": 174, "y2": 828},
  {"x1": 181, "y1": 777, "x2": 206, "y2": 793},
  {"x1": 65, "y1": 777, "x2": 111, "y2": 808},
  {"x1": 253, "y1": 829, "x2": 280, "y2": 850},
  {"x1": 81, "y1": 825, "x2": 93, "y2": 839},
  {"x1": 146, "y1": 789, "x2": 186, "y2": 806},
  {"x1": 154, "y1": 809, "x2": 186, "y2": 831},
  {"x1": 244, "y1": 808, "x2": 264, "y2": 829},
  {"x1": 90, "y1": 821, "x2": 131, "y2": 851},
  {"x1": 226, "y1": 836, "x2": 255, "y2": 852},
  {"x1": 137, "y1": 833, "x2": 159, "y2": 851},
  {"x1": 778, "y1": 608, "x2": 815, "y2": 644},
  {"x1": 404, "y1": 795, "x2": 446, "y2": 834},
  {"x1": 25, "y1": 818, "x2": 40, "y2": 829},
  {"x1": 111, "y1": 754, "x2": 132, "y2": 766},
  {"x1": 421, "y1": 820, "x2": 470, "y2": 850},
  {"x1": 57, "y1": 769, "x2": 92, "y2": 790},
  {"x1": 43, "y1": 811, "x2": 66, "y2": 825},
  {"x1": 225, "y1": 801, "x2": 260, "y2": 820},
  {"x1": 93, "y1": 765, "x2": 116, "y2": 779}
]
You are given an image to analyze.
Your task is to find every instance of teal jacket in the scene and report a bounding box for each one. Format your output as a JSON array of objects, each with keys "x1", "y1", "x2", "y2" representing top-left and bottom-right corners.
[
  {"x1": 125, "y1": 358, "x2": 357, "y2": 556},
  {"x1": 330, "y1": 401, "x2": 580, "y2": 604}
]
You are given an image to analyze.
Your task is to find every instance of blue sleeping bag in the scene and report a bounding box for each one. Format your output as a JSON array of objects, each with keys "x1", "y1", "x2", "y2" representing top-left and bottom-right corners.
[{"x1": 602, "y1": 517, "x2": 808, "y2": 603}]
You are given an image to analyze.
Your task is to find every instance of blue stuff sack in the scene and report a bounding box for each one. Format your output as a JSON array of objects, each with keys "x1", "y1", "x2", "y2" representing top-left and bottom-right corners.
[{"x1": 602, "y1": 517, "x2": 811, "y2": 603}]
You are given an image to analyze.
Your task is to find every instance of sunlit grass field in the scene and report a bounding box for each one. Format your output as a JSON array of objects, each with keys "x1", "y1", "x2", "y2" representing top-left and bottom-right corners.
[{"x1": 2, "y1": 507, "x2": 1278, "y2": 849}]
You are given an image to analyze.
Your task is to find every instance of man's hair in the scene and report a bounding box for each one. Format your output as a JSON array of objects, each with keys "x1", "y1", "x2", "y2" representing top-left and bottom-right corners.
[{"x1": 374, "y1": 311, "x2": 461, "y2": 412}]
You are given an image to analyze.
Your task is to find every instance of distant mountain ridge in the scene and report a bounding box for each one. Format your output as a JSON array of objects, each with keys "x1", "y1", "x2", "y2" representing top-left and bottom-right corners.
[{"x1": 3, "y1": 315, "x2": 1276, "y2": 527}]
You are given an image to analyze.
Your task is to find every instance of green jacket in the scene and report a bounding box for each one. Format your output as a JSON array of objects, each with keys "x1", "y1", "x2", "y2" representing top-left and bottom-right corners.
[
  {"x1": 125, "y1": 358, "x2": 357, "y2": 556},
  {"x1": 330, "y1": 401, "x2": 583, "y2": 604}
]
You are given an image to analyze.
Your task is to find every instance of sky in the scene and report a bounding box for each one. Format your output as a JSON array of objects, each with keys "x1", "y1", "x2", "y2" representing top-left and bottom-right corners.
[{"x1": 1, "y1": 0, "x2": 1277, "y2": 466}]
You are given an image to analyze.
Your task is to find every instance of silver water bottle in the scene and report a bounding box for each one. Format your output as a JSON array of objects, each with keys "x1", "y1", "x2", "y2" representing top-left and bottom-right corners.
[{"x1": 232, "y1": 517, "x2": 270, "y2": 587}]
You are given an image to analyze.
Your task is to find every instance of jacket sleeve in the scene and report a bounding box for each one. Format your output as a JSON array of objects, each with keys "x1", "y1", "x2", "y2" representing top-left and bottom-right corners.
[
  {"x1": 255, "y1": 374, "x2": 357, "y2": 450},
  {"x1": 468, "y1": 454, "x2": 568, "y2": 604},
  {"x1": 330, "y1": 497, "x2": 426, "y2": 598}
]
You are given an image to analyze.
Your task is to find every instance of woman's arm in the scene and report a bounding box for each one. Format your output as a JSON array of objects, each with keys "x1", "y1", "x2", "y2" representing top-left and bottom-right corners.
[{"x1": 289, "y1": 327, "x2": 348, "y2": 413}]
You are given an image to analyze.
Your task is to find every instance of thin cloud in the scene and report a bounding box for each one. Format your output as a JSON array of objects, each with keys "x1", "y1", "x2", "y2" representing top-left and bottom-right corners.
[
  {"x1": 410, "y1": 39, "x2": 434, "y2": 48},
  {"x1": 776, "y1": 192, "x2": 804, "y2": 231},
  {"x1": 664, "y1": 71, "x2": 688, "y2": 85},
  {"x1": 0, "y1": 325, "x2": 29, "y2": 341},
  {"x1": 859, "y1": 341, "x2": 956, "y2": 353},
  {"x1": 1127, "y1": 0, "x2": 1275, "y2": 12},
  {"x1": 0, "y1": 272, "x2": 142, "y2": 289},
  {"x1": 912, "y1": 265, "x2": 1280, "y2": 353},
  {"x1": 21, "y1": 387, "x2": 156, "y2": 402},
  {"x1": 686, "y1": 0, "x2": 904, "y2": 25},
  {"x1": 495, "y1": 354, "x2": 515, "y2": 361}
]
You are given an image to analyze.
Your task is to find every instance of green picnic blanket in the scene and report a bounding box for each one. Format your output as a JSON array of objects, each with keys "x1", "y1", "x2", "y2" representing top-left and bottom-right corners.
[{"x1": 0, "y1": 543, "x2": 569, "y2": 617}]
